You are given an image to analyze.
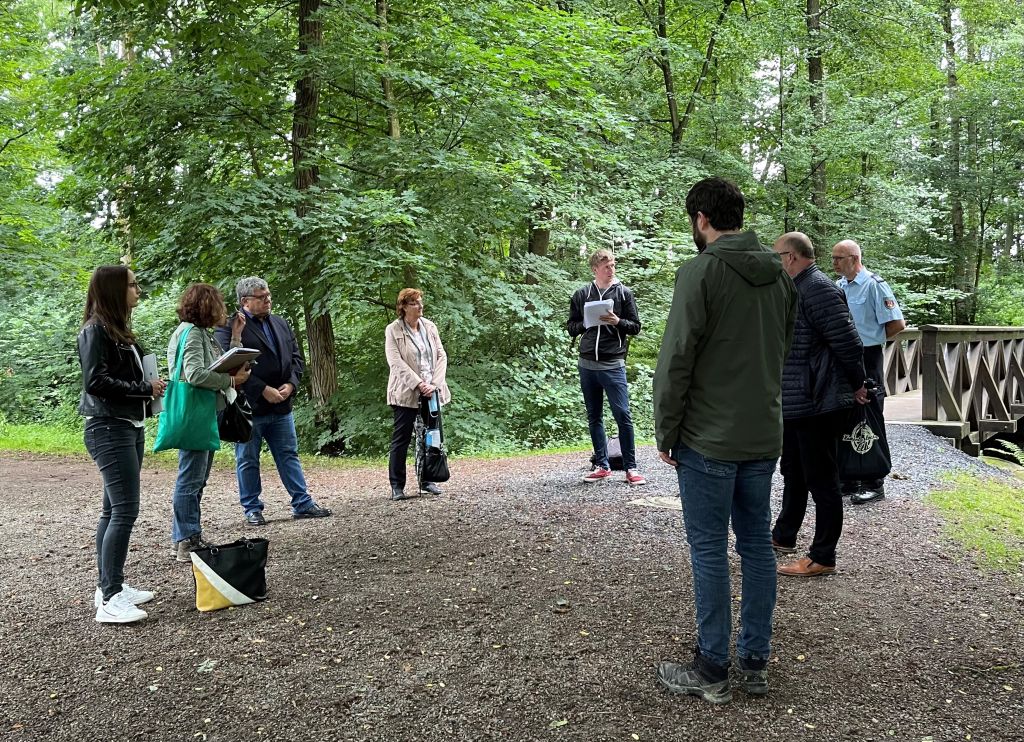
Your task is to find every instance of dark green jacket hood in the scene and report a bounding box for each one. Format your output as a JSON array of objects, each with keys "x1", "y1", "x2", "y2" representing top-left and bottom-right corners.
[{"x1": 704, "y1": 231, "x2": 785, "y2": 287}]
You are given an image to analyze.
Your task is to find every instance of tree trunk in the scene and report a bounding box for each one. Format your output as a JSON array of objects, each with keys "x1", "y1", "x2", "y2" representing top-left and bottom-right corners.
[
  {"x1": 806, "y1": 0, "x2": 826, "y2": 252},
  {"x1": 678, "y1": 0, "x2": 735, "y2": 139},
  {"x1": 526, "y1": 203, "x2": 551, "y2": 285},
  {"x1": 941, "y1": 0, "x2": 967, "y2": 323},
  {"x1": 376, "y1": 0, "x2": 401, "y2": 140},
  {"x1": 292, "y1": 0, "x2": 342, "y2": 453},
  {"x1": 652, "y1": 0, "x2": 682, "y2": 153}
]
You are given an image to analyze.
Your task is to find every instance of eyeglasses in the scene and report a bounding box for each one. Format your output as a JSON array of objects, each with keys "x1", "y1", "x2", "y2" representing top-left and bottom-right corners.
[
  {"x1": 405, "y1": 301, "x2": 424, "y2": 308},
  {"x1": 831, "y1": 255, "x2": 854, "y2": 262},
  {"x1": 245, "y1": 293, "x2": 272, "y2": 302},
  {"x1": 777, "y1": 251, "x2": 792, "y2": 257},
  {"x1": 127, "y1": 281, "x2": 141, "y2": 289}
]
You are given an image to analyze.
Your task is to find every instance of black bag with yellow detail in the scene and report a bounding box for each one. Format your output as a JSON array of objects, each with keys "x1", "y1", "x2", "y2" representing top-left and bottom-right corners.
[{"x1": 190, "y1": 538, "x2": 269, "y2": 612}]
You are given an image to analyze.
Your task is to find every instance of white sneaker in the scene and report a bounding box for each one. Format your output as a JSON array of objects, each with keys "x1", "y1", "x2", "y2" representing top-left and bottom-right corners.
[
  {"x1": 94, "y1": 584, "x2": 155, "y2": 609},
  {"x1": 95, "y1": 591, "x2": 149, "y2": 624}
]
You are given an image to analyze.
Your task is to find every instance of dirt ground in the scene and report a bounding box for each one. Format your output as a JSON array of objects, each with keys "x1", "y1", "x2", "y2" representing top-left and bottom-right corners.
[{"x1": 1, "y1": 444, "x2": 1023, "y2": 742}]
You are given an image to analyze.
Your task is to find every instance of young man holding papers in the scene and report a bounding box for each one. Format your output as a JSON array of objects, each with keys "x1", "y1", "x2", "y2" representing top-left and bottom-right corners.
[{"x1": 567, "y1": 248, "x2": 646, "y2": 486}]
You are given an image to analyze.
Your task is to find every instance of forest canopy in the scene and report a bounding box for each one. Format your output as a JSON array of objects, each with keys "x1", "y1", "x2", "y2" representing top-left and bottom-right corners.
[{"x1": 2, "y1": 0, "x2": 1023, "y2": 455}]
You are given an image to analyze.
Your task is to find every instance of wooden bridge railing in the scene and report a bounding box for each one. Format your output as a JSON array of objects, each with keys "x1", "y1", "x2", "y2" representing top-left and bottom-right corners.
[{"x1": 885, "y1": 325, "x2": 1024, "y2": 454}]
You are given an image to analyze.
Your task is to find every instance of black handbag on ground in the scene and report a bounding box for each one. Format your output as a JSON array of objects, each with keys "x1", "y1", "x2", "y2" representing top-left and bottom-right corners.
[
  {"x1": 837, "y1": 398, "x2": 892, "y2": 482},
  {"x1": 218, "y1": 392, "x2": 253, "y2": 443},
  {"x1": 419, "y1": 391, "x2": 451, "y2": 483},
  {"x1": 190, "y1": 538, "x2": 269, "y2": 612}
]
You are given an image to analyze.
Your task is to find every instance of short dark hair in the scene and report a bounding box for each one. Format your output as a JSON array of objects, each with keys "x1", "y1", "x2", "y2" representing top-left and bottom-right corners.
[
  {"x1": 685, "y1": 177, "x2": 745, "y2": 231},
  {"x1": 177, "y1": 283, "x2": 227, "y2": 328}
]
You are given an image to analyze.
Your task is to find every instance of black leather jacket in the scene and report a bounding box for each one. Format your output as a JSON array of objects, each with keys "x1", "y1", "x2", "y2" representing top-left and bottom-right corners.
[{"x1": 77, "y1": 322, "x2": 153, "y2": 420}]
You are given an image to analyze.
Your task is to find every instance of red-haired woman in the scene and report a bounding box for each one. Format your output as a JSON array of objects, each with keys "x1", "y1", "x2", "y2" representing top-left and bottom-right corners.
[
  {"x1": 79, "y1": 265, "x2": 167, "y2": 623},
  {"x1": 167, "y1": 283, "x2": 249, "y2": 561},
  {"x1": 385, "y1": 288, "x2": 451, "y2": 500}
]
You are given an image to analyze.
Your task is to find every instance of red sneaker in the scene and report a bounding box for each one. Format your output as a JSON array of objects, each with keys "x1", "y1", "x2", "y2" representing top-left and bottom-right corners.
[
  {"x1": 582, "y1": 467, "x2": 613, "y2": 483},
  {"x1": 626, "y1": 469, "x2": 647, "y2": 486}
]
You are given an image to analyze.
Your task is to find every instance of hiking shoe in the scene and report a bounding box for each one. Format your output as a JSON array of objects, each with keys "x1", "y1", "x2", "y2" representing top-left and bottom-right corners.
[
  {"x1": 245, "y1": 510, "x2": 267, "y2": 527},
  {"x1": 420, "y1": 482, "x2": 443, "y2": 495},
  {"x1": 626, "y1": 469, "x2": 647, "y2": 486},
  {"x1": 391, "y1": 486, "x2": 409, "y2": 501},
  {"x1": 771, "y1": 539, "x2": 797, "y2": 555},
  {"x1": 175, "y1": 534, "x2": 210, "y2": 563},
  {"x1": 777, "y1": 556, "x2": 836, "y2": 577},
  {"x1": 293, "y1": 503, "x2": 332, "y2": 519},
  {"x1": 94, "y1": 584, "x2": 154, "y2": 609},
  {"x1": 657, "y1": 659, "x2": 732, "y2": 704},
  {"x1": 582, "y1": 467, "x2": 613, "y2": 483},
  {"x1": 735, "y1": 657, "x2": 769, "y2": 696},
  {"x1": 95, "y1": 591, "x2": 148, "y2": 624}
]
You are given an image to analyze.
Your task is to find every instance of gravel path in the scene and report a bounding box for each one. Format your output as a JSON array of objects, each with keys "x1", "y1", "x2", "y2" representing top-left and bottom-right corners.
[{"x1": 1, "y1": 425, "x2": 1023, "y2": 741}]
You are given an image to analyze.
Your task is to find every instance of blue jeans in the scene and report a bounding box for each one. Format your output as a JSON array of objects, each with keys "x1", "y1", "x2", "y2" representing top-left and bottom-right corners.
[
  {"x1": 171, "y1": 448, "x2": 215, "y2": 542},
  {"x1": 674, "y1": 442, "x2": 778, "y2": 668},
  {"x1": 234, "y1": 412, "x2": 313, "y2": 515},
  {"x1": 579, "y1": 365, "x2": 636, "y2": 470},
  {"x1": 85, "y1": 418, "x2": 144, "y2": 601}
]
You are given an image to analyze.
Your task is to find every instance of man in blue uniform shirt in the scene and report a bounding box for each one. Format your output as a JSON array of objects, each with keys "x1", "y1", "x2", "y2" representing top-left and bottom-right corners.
[{"x1": 832, "y1": 240, "x2": 906, "y2": 503}]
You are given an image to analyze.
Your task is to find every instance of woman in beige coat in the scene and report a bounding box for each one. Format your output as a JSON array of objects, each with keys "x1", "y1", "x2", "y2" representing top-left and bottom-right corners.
[{"x1": 385, "y1": 288, "x2": 451, "y2": 500}]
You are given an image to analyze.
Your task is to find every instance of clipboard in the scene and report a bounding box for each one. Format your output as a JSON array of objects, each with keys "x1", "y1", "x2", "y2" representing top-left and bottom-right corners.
[{"x1": 209, "y1": 347, "x2": 261, "y2": 373}]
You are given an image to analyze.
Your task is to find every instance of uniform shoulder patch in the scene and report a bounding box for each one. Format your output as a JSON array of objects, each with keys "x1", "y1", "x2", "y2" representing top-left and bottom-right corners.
[{"x1": 884, "y1": 298, "x2": 896, "y2": 309}]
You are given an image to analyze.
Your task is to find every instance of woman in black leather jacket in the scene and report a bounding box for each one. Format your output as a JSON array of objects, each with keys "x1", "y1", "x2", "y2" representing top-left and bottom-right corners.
[{"x1": 78, "y1": 265, "x2": 166, "y2": 624}]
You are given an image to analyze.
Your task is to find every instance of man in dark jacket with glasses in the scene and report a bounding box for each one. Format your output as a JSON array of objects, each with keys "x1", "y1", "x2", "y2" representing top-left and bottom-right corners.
[{"x1": 771, "y1": 232, "x2": 868, "y2": 578}]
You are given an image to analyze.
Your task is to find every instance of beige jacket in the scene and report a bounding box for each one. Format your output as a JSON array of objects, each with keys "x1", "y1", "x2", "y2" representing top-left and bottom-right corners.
[{"x1": 385, "y1": 317, "x2": 451, "y2": 409}]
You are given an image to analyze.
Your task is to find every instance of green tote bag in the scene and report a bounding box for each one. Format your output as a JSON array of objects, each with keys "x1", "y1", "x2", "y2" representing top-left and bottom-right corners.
[{"x1": 153, "y1": 325, "x2": 221, "y2": 452}]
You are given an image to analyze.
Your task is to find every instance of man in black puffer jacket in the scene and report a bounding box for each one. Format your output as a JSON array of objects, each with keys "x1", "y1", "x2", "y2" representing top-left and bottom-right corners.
[{"x1": 771, "y1": 232, "x2": 868, "y2": 578}]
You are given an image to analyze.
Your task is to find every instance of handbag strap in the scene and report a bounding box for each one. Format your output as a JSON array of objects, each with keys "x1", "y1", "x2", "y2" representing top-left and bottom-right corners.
[{"x1": 172, "y1": 325, "x2": 193, "y2": 382}]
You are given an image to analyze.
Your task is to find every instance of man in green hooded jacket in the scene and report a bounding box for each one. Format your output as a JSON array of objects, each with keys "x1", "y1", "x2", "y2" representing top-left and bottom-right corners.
[{"x1": 653, "y1": 177, "x2": 796, "y2": 704}]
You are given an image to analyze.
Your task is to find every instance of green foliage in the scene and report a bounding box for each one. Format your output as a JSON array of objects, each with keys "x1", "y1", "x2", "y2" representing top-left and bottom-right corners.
[{"x1": 2, "y1": 0, "x2": 1024, "y2": 456}]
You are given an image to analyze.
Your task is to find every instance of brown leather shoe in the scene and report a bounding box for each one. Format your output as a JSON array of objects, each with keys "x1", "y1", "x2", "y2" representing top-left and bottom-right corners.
[{"x1": 777, "y1": 557, "x2": 836, "y2": 577}]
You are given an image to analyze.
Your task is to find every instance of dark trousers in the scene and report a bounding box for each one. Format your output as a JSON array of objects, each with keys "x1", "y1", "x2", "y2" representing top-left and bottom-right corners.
[
  {"x1": 85, "y1": 417, "x2": 144, "y2": 601},
  {"x1": 772, "y1": 411, "x2": 846, "y2": 567},
  {"x1": 842, "y1": 344, "x2": 886, "y2": 490},
  {"x1": 388, "y1": 401, "x2": 430, "y2": 490},
  {"x1": 579, "y1": 365, "x2": 637, "y2": 470}
]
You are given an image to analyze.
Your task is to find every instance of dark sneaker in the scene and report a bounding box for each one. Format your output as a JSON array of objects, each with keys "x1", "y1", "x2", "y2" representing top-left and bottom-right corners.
[
  {"x1": 420, "y1": 482, "x2": 443, "y2": 495},
  {"x1": 840, "y1": 480, "x2": 861, "y2": 497},
  {"x1": 735, "y1": 657, "x2": 769, "y2": 696},
  {"x1": 175, "y1": 534, "x2": 210, "y2": 563},
  {"x1": 245, "y1": 510, "x2": 267, "y2": 527},
  {"x1": 293, "y1": 503, "x2": 332, "y2": 519},
  {"x1": 656, "y1": 657, "x2": 732, "y2": 704},
  {"x1": 390, "y1": 487, "x2": 408, "y2": 501}
]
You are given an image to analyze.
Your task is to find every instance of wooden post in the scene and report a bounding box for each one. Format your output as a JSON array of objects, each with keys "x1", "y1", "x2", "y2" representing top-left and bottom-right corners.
[{"x1": 921, "y1": 324, "x2": 939, "y2": 421}]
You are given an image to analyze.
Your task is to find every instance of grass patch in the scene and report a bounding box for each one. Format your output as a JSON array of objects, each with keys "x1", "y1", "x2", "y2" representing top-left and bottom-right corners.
[
  {"x1": 0, "y1": 422, "x2": 88, "y2": 456},
  {"x1": 928, "y1": 472, "x2": 1024, "y2": 573},
  {"x1": 0, "y1": 422, "x2": 647, "y2": 468}
]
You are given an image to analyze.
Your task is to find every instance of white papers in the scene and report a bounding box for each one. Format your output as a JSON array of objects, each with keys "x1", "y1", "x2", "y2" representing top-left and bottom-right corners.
[
  {"x1": 141, "y1": 353, "x2": 162, "y2": 415},
  {"x1": 583, "y1": 299, "x2": 614, "y2": 329},
  {"x1": 209, "y1": 347, "x2": 261, "y2": 373}
]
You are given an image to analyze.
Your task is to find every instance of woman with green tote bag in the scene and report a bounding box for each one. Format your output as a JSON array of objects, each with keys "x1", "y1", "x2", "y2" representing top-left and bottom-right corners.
[{"x1": 157, "y1": 284, "x2": 250, "y2": 562}]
